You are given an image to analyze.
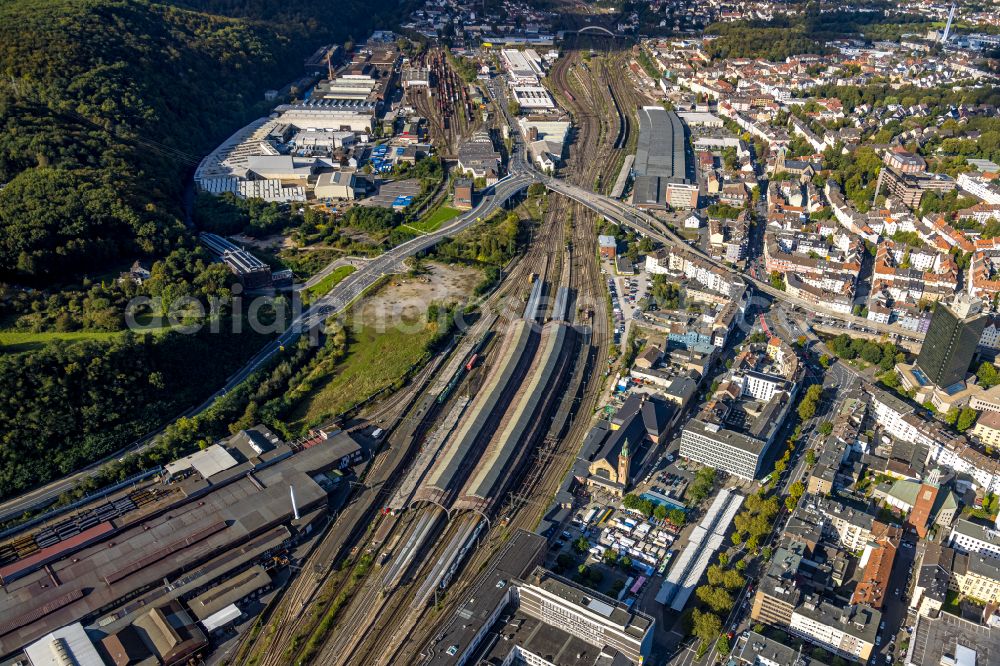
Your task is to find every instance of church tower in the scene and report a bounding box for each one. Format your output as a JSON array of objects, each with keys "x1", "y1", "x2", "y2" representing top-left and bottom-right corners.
[{"x1": 617, "y1": 438, "x2": 632, "y2": 489}]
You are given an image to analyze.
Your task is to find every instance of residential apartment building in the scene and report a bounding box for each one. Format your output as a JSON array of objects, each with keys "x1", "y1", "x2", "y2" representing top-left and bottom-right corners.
[
  {"x1": 958, "y1": 172, "x2": 1000, "y2": 205},
  {"x1": 910, "y1": 542, "x2": 955, "y2": 617},
  {"x1": 868, "y1": 386, "x2": 1000, "y2": 494},
  {"x1": 972, "y1": 411, "x2": 1000, "y2": 448},
  {"x1": 949, "y1": 519, "x2": 1000, "y2": 560},
  {"x1": 751, "y1": 541, "x2": 807, "y2": 626},
  {"x1": 807, "y1": 494, "x2": 882, "y2": 552},
  {"x1": 734, "y1": 632, "x2": 832, "y2": 666},
  {"x1": 954, "y1": 552, "x2": 1000, "y2": 604},
  {"x1": 740, "y1": 370, "x2": 790, "y2": 402},
  {"x1": 788, "y1": 597, "x2": 880, "y2": 662}
]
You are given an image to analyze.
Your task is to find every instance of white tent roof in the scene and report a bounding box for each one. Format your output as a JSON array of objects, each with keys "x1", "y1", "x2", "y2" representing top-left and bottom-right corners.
[
  {"x1": 24, "y1": 622, "x2": 104, "y2": 666},
  {"x1": 200, "y1": 603, "x2": 242, "y2": 632}
]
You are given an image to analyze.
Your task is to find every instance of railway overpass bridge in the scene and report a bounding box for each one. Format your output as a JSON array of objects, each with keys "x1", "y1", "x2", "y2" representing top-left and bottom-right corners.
[{"x1": 571, "y1": 26, "x2": 624, "y2": 38}]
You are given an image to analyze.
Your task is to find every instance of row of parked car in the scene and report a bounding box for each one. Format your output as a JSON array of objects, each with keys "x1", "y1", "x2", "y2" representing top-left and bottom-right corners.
[{"x1": 609, "y1": 278, "x2": 625, "y2": 343}]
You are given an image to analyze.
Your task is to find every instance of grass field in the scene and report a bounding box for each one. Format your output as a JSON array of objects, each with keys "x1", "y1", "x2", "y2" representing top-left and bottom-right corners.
[
  {"x1": 287, "y1": 321, "x2": 435, "y2": 429},
  {"x1": 302, "y1": 266, "x2": 356, "y2": 304},
  {"x1": 0, "y1": 329, "x2": 122, "y2": 354},
  {"x1": 410, "y1": 206, "x2": 461, "y2": 233}
]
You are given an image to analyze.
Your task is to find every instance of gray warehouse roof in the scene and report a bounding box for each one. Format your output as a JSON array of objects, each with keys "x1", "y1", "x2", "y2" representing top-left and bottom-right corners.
[{"x1": 634, "y1": 107, "x2": 690, "y2": 185}]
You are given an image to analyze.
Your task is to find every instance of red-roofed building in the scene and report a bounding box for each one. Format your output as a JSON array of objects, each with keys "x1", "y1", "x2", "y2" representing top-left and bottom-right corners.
[
  {"x1": 909, "y1": 481, "x2": 939, "y2": 538},
  {"x1": 850, "y1": 522, "x2": 900, "y2": 609}
]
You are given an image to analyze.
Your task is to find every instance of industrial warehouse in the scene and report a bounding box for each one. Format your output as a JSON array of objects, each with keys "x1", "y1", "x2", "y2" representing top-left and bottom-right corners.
[
  {"x1": 199, "y1": 233, "x2": 293, "y2": 290},
  {"x1": 0, "y1": 427, "x2": 364, "y2": 662},
  {"x1": 193, "y1": 40, "x2": 439, "y2": 205},
  {"x1": 631, "y1": 107, "x2": 698, "y2": 210}
]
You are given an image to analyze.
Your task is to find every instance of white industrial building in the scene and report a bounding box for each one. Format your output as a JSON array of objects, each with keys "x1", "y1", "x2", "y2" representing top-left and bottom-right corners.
[
  {"x1": 239, "y1": 179, "x2": 306, "y2": 202},
  {"x1": 246, "y1": 155, "x2": 316, "y2": 182},
  {"x1": 500, "y1": 48, "x2": 543, "y2": 84},
  {"x1": 314, "y1": 171, "x2": 361, "y2": 200},
  {"x1": 271, "y1": 101, "x2": 375, "y2": 133},
  {"x1": 511, "y1": 85, "x2": 554, "y2": 109},
  {"x1": 402, "y1": 67, "x2": 430, "y2": 88},
  {"x1": 291, "y1": 129, "x2": 357, "y2": 151},
  {"x1": 24, "y1": 622, "x2": 104, "y2": 666}
]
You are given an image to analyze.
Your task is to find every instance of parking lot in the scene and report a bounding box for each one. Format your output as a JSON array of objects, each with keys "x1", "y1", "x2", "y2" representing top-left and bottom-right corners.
[
  {"x1": 604, "y1": 263, "x2": 649, "y2": 347},
  {"x1": 357, "y1": 177, "x2": 422, "y2": 208}
]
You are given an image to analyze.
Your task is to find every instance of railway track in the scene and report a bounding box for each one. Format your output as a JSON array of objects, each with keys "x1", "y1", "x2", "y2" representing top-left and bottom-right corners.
[
  {"x1": 604, "y1": 51, "x2": 647, "y2": 155},
  {"x1": 358, "y1": 200, "x2": 611, "y2": 666},
  {"x1": 548, "y1": 45, "x2": 633, "y2": 196},
  {"x1": 406, "y1": 47, "x2": 485, "y2": 156},
  {"x1": 231, "y1": 360, "x2": 440, "y2": 666},
  {"x1": 255, "y1": 50, "x2": 632, "y2": 662},
  {"x1": 269, "y1": 188, "x2": 561, "y2": 665}
]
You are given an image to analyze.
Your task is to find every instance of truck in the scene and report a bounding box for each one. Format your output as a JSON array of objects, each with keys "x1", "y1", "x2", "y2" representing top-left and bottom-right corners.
[{"x1": 618, "y1": 577, "x2": 634, "y2": 600}]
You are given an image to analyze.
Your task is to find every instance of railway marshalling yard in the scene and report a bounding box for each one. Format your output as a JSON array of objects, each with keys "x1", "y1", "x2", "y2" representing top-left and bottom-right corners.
[{"x1": 232, "y1": 40, "x2": 646, "y2": 666}]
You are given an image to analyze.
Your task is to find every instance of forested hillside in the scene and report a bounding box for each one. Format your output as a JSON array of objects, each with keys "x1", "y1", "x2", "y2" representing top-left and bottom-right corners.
[
  {"x1": 705, "y1": 10, "x2": 931, "y2": 61},
  {"x1": 0, "y1": 0, "x2": 404, "y2": 282},
  {"x1": 0, "y1": 0, "x2": 409, "y2": 500}
]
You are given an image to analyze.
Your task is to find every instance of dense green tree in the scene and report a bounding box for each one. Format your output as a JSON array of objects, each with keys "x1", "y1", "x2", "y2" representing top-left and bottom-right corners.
[
  {"x1": 0, "y1": 0, "x2": 396, "y2": 283},
  {"x1": 691, "y1": 610, "x2": 721, "y2": 646},
  {"x1": 957, "y1": 408, "x2": 978, "y2": 433},
  {"x1": 0, "y1": 326, "x2": 269, "y2": 499},
  {"x1": 979, "y1": 362, "x2": 1000, "y2": 390},
  {"x1": 695, "y1": 585, "x2": 733, "y2": 614}
]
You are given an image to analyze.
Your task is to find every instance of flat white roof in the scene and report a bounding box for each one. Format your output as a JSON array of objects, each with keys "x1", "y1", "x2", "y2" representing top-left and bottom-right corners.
[
  {"x1": 24, "y1": 622, "x2": 104, "y2": 666},
  {"x1": 200, "y1": 603, "x2": 242, "y2": 632},
  {"x1": 164, "y1": 444, "x2": 239, "y2": 479}
]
